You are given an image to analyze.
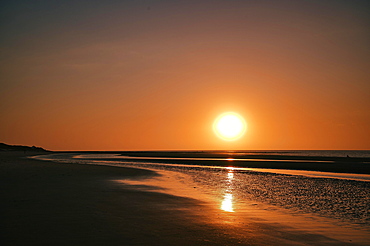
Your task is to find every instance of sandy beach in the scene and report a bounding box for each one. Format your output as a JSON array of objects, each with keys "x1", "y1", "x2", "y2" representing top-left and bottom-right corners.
[{"x1": 1, "y1": 151, "x2": 369, "y2": 246}]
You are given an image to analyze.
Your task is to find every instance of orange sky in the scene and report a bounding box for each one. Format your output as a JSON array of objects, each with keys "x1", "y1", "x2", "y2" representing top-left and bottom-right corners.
[{"x1": 1, "y1": 0, "x2": 369, "y2": 150}]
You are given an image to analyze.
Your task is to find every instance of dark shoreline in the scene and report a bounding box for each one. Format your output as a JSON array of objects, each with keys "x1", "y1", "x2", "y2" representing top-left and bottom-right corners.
[
  {"x1": 0, "y1": 152, "x2": 247, "y2": 245},
  {"x1": 50, "y1": 151, "x2": 370, "y2": 175},
  {"x1": 54, "y1": 150, "x2": 370, "y2": 161},
  {"x1": 2, "y1": 151, "x2": 370, "y2": 245}
]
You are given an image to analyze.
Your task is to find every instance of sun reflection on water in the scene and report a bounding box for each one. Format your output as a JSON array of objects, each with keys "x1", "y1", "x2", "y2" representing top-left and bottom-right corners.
[
  {"x1": 221, "y1": 193, "x2": 234, "y2": 212},
  {"x1": 227, "y1": 171, "x2": 234, "y2": 180},
  {"x1": 221, "y1": 168, "x2": 235, "y2": 212}
]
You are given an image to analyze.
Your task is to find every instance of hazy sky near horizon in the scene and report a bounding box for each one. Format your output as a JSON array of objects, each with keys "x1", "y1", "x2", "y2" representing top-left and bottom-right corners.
[{"x1": 1, "y1": 0, "x2": 369, "y2": 150}]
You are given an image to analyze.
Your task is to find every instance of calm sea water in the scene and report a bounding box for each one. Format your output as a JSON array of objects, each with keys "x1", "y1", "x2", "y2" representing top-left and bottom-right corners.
[
  {"x1": 34, "y1": 151, "x2": 370, "y2": 229},
  {"x1": 214, "y1": 150, "x2": 370, "y2": 158}
]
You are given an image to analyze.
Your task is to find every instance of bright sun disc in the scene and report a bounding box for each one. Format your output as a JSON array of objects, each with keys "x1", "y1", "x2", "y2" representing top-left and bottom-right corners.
[{"x1": 213, "y1": 112, "x2": 247, "y2": 141}]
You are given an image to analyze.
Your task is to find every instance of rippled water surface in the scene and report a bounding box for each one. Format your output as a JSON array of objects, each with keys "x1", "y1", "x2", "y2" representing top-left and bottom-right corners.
[{"x1": 35, "y1": 153, "x2": 370, "y2": 228}]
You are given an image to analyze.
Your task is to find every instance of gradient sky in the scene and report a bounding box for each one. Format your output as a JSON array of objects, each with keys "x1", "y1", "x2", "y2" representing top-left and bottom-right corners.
[{"x1": 1, "y1": 0, "x2": 369, "y2": 150}]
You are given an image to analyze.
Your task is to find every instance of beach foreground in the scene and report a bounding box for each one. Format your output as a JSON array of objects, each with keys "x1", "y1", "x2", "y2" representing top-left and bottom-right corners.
[{"x1": 1, "y1": 152, "x2": 369, "y2": 245}]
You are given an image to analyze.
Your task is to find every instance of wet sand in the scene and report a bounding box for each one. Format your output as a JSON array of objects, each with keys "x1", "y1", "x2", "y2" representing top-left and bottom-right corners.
[
  {"x1": 1, "y1": 151, "x2": 369, "y2": 245},
  {"x1": 73, "y1": 151, "x2": 370, "y2": 174}
]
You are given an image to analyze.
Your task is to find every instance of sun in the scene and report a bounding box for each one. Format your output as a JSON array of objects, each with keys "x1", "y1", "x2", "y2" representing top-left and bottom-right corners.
[{"x1": 213, "y1": 112, "x2": 247, "y2": 141}]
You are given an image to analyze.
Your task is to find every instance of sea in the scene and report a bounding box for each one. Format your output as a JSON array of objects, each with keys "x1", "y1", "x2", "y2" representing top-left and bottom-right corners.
[
  {"x1": 223, "y1": 150, "x2": 370, "y2": 158},
  {"x1": 34, "y1": 150, "x2": 370, "y2": 230}
]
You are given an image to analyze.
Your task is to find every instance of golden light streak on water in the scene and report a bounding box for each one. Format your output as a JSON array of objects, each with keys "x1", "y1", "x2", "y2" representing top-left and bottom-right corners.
[
  {"x1": 221, "y1": 193, "x2": 234, "y2": 212},
  {"x1": 221, "y1": 168, "x2": 235, "y2": 212}
]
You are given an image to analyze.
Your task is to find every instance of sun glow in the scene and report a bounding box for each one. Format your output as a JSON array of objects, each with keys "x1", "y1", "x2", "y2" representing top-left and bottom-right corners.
[{"x1": 213, "y1": 112, "x2": 247, "y2": 141}]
